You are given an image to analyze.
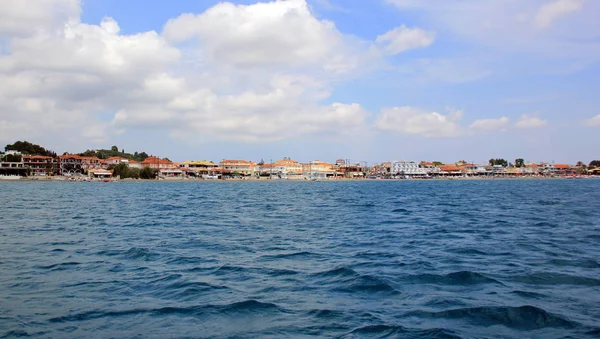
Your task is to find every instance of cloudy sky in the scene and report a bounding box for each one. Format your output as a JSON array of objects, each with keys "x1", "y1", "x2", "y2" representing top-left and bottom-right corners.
[{"x1": 0, "y1": 0, "x2": 598, "y2": 164}]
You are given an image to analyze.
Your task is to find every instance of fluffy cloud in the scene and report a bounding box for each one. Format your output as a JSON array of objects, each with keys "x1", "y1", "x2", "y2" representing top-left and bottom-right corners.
[
  {"x1": 0, "y1": 0, "x2": 79, "y2": 37},
  {"x1": 375, "y1": 25, "x2": 435, "y2": 55},
  {"x1": 374, "y1": 107, "x2": 463, "y2": 138},
  {"x1": 469, "y1": 117, "x2": 509, "y2": 131},
  {"x1": 515, "y1": 114, "x2": 548, "y2": 129},
  {"x1": 583, "y1": 114, "x2": 600, "y2": 127},
  {"x1": 385, "y1": 0, "x2": 599, "y2": 61},
  {"x1": 163, "y1": 0, "x2": 358, "y2": 73},
  {"x1": 0, "y1": 0, "x2": 384, "y2": 148},
  {"x1": 534, "y1": 0, "x2": 584, "y2": 29}
]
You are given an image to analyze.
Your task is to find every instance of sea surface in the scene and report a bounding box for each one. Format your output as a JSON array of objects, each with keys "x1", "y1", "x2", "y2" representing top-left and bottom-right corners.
[{"x1": 1, "y1": 180, "x2": 600, "y2": 338}]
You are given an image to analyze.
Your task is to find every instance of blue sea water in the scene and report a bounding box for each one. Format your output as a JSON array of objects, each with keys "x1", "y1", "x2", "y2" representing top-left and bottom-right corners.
[{"x1": 1, "y1": 179, "x2": 600, "y2": 338}]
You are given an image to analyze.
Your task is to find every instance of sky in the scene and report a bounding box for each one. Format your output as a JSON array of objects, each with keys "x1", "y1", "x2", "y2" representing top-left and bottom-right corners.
[{"x1": 0, "y1": 0, "x2": 599, "y2": 164}]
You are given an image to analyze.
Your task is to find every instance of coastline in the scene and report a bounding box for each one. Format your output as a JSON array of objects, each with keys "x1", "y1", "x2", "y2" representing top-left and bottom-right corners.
[{"x1": 4, "y1": 175, "x2": 598, "y2": 182}]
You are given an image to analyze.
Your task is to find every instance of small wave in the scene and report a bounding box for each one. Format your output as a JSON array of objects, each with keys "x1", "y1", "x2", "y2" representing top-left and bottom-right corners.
[
  {"x1": 261, "y1": 251, "x2": 319, "y2": 259},
  {"x1": 35, "y1": 262, "x2": 80, "y2": 271},
  {"x1": 306, "y1": 309, "x2": 345, "y2": 319},
  {"x1": 448, "y1": 248, "x2": 487, "y2": 255},
  {"x1": 511, "y1": 290, "x2": 548, "y2": 299},
  {"x1": 547, "y1": 259, "x2": 600, "y2": 269},
  {"x1": 405, "y1": 271, "x2": 503, "y2": 285},
  {"x1": 160, "y1": 281, "x2": 229, "y2": 300},
  {"x1": 391, "y1": 208, "x2": 411, "y2": 214},
  {"x1": 312, "y1": 267, "x2": 400, "y2": 295},
  {"x1": 343, "y1": 325, "x2": 460, "y2": 339},
  {"x1": 123, "y1": 247, "x2": 160, "y2": 261},
  {"x1": 49, "y1": 300, "x2": 282, "y2": 323},
  {"x1": 1, "y1": 330, "x2": 30, "y2": 338},
  {"x1": 513, "y1": 272, "x2": 600, "y2": 286},
  {"x1": 405, "y1": 305, "x2": 576, "y2": 330},
  {"x1": 312, "y1": 267, "x2": 359, "y2": 278}
]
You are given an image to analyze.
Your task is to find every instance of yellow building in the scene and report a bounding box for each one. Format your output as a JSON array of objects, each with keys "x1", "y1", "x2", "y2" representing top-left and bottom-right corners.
[
  {"x1": 302, "y1": 160, "x2": 334, "y2": 177},
  {"x1": 274, "y1": 158, "x2": 303, "y2": 176},
  {"x1": 220, "y1": 160, "x2": 258, "y2": 176}
]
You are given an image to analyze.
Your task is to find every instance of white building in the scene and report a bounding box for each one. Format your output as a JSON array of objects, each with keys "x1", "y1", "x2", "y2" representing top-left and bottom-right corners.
[{"x1": 390, "y1": 161, "x2": 427, "y2": 176}]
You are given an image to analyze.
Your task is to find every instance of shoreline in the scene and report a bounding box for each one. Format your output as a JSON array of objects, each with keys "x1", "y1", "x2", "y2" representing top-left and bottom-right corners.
[{"x1": 2, "y1": 176, "x2": 598, "y2": 183}]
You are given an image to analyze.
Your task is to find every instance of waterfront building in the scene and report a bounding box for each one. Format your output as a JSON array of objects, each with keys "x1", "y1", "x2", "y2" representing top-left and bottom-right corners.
[
  {"x1": 0, "y1": 151, "x2": 27, "y2": 177},
  {"x1": 23, "y1": 155, "x2": 54, "y2": 175},
  {"x1": 334, "y1": 162, "x2": 365, "y2": 178},
  {"x1": 57, "y1": 154, "x2": 105, "y2": 175},
  {"x1": 128, "y1": 160, "x2": 143, "y2": 169},
  {"x1": 87, "y1": 168, "x2": 113, "y2": 179},
  {"x1": 142, "y1": 156, "x2": 173, "y2": 169},
  {"x1": 458, "y1": 163, "x2": 489, "y2": 175},
  {"x1": 302, "y1": 160, "x2": 334, "y2": 178},
  {"x1": 105, "y1": 156, "x2": 130, "y2": 166},
  {"x1": 178, "y1": 160, "x2": 218, "y2": 176},
  {"x1": 57, "y1": 154, "x2": 83, "y2": 175},
  {"x1": 438, "y1": 164, "x2": 462, "y2": 176},
  {"x1": 275, "y1": 158, "x2": 303, "y2": 177},
  {"x1": 391, "y1": 161, "x2": 427, "y2": 176},
  {"x1": 220, "y1": 160, "x2": 258, "y2": 176}
]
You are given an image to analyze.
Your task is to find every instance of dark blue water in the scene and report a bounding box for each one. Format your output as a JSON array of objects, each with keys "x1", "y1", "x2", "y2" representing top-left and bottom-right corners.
[{"x1": 1, "y1": 180, "x2": 600, "y2": 338}]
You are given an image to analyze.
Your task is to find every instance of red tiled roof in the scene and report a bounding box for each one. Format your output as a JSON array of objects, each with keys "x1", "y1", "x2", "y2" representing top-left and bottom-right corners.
[
  {"x1": 554, "y1": 164, "x2": 570, "y2": 169},
  {"x1": 439, "y1": 165, "x2": 461, "y2": 172}
]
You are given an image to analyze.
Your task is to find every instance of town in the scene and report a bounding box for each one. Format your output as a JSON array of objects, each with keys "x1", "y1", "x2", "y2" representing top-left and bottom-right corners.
[{"x1": 1, "y1": 141, "x2": 599, "y2": 181}]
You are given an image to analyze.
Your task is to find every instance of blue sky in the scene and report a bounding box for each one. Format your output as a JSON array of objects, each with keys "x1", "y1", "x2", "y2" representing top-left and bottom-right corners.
[{"x1": 0, "y1": 0, "x2": 598, "y2": 164}]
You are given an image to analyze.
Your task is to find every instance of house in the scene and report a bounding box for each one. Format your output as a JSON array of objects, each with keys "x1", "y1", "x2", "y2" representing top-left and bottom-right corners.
[
  {"x1": 553, "y1": 164, "x2": 572, "y2": 175},
  {"x1": 57, "y1": 154, "x2": 105, "y2": 175},
  {"x1": 391, "y1": 161, "x2": 427, "y2": 176},
  {"x1": 142, "y1": 156, "x2": 173, "y2": 169},
  {"x1": 0, "y1": 151, "x2": 28, "y2": 176},
  {"x1": 334, "y1": 162, "x2": 365, "y2": 178},
  {"x1": 179, "y1": 160, "x2": 218, "y2": 176},
  {"x1": 57, "y1": 154, "x2": 83, "y2": 175},
  {"x1": 87, "y1": 168, "x2": 113, "y2": 179},
  {"x1": 274, "y1": 158, "x2": 303, "y2": 176},
  {"x1": 23, "y1": 155, "x2": 54, "y2": 175},
  {"x1": 128, "y1": 160, "x2": 143, "y2": 169},
  {"x1": 303, "y1": 160, "x2": 334, "y2": 178},
  {"x1": 219, "y1": 160, "x2": 258, "y2": 176},
  {"x1": 458, "y1": 163, "x2": 489, "y2": 175},
  {"x1": 438, "y1": 164, "x2": 462, "y2": 175},
  {"x1": 105, "y1": 156, "x2": 129, "y2": 166}
]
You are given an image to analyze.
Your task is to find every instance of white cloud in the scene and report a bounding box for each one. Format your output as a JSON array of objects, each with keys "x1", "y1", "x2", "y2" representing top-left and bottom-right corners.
[
  {"x1": 163, "y1": 0, "x2": 357, "y2": 73},
  {"x1": 469, "y1": 117, "x2": 509, "y2": 131},
  {"x1": 515, "y1": 114, "x2": 548, "y2": 129},
  {"x1": 0, "y1": 0, "x2": 384, "y2": 148},
  {"x1": 374, "y1": 107, "x2": 463, "y2": 138},
  {"x1": 583, "y1": 114, "x2": 600, "y2": 127},
  {"x1": 385, "y1": 0, "x2": 600, "y2": 64},
  {"x1": 534, "y1": 0, "x2": 584, "y2": 29},
  {"x1": 375, "y1": 25, "x2": 435, "y2": 55},
  {"x1": 0, "y1": 0, "x2": 80, "y2": 37}
]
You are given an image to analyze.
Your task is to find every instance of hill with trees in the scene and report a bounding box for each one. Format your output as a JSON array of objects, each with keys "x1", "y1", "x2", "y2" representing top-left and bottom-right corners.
[
  {"x1": 78, "y1": 145, "x2": 149, "y2": 162},
  {"x1": 4, "y1": 141, "x2": 56, "y2": 157}
]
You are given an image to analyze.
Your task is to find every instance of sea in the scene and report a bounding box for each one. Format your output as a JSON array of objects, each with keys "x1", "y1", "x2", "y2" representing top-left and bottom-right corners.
[{"x1": 1, "y1": 179, "x2": 599, "y2": 338}]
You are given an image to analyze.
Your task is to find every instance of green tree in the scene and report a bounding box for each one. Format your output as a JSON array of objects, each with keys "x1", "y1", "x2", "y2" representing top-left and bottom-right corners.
[
  {"x1": 489, "y1": 158, "x2": 508, "y2": 167},
  {"x1": 576, "y1": 161, "x2": 586, "y2": 168},
  {"x1": 258, "y1": 159, "x2": 265, "y2": 166},
  {"x1": 111, "y1": 145, "x2": 119, "y2": 152},
  {"x1": 589, "y1": 160, "x2": 600, "y2": 168},
  {"x1": 515, "y1": 158, "x2": 525, "y2": 168},
  {"x1": 432, "y1": 161, "x2": 443, "y2": 166},
  {"x1": 4, "y1": 154, "x2": 22, "y2": 162},
  {"x1": 5, "y1": 140, "x2": 55, "y2": 157},
  {"x1": 140, "y1": 167, "x2": 157, "y2": 179}
]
